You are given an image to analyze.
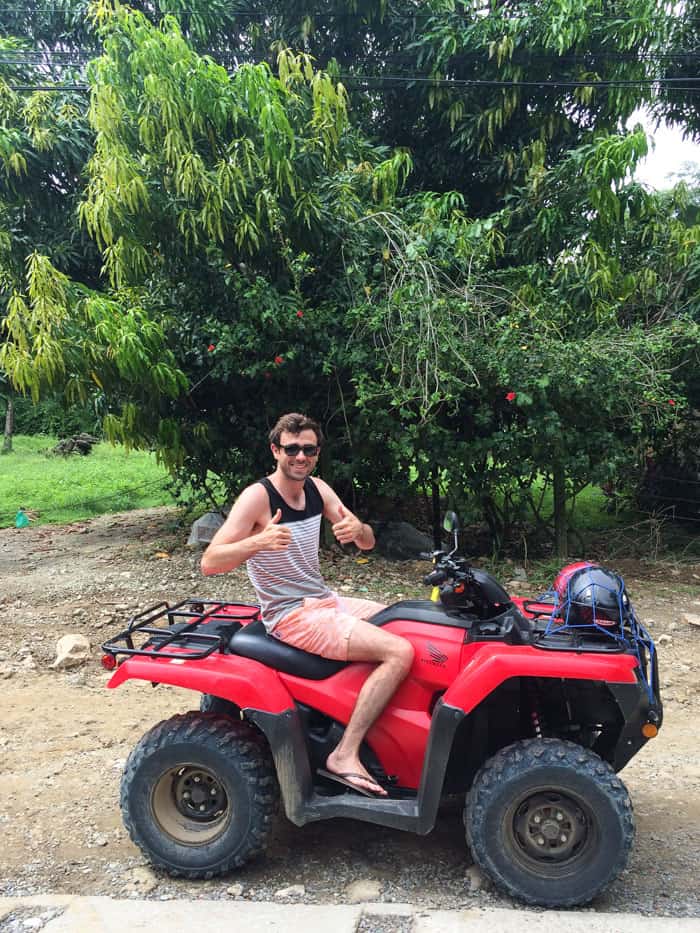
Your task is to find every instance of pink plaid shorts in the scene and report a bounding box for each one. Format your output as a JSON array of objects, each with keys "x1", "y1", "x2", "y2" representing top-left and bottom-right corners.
[{"x1": 271, "y1": 595, "x2": 387, "y2": 661}]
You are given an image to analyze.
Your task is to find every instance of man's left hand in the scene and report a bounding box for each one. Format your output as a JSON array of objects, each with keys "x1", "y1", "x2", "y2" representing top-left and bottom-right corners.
[{"x1": 332, "y1": 505, "x2": 363, "y2": 545}]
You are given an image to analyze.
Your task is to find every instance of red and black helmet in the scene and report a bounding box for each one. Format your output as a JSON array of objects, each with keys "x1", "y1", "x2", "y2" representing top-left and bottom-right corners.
[{"x1": 553, "y1": 563, "x2": 630, "y2": 628}]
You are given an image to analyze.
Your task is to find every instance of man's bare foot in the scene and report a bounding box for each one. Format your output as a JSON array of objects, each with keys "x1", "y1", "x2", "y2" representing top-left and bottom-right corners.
[{"x1": 324, "y1": 755, "x2": 387, "y2": 796}]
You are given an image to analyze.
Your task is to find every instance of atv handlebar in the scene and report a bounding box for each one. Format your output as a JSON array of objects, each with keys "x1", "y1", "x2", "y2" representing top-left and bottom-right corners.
[
  {"x1": 422, "y1": 550, "x2": 474, "y2": 588},
  {"x1": 423, "y1": 568, "x2": 448, "y2": 586}
]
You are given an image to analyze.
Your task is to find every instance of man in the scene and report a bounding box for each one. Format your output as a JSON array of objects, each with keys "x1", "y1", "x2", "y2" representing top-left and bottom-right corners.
[{"x1": 202, "y1": 412, "x2": 413, "y2": 796}]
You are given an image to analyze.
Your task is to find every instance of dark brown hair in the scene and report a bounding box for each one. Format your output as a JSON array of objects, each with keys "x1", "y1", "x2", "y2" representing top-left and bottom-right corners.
[{"x1": 269, "y1": 412, "x2": 323, "y2": 447}]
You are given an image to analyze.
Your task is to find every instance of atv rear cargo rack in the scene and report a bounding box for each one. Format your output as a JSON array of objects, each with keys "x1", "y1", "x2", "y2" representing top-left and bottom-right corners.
[
  {"x1": 523, "y1": 598, "x2": 641, "y2": 655},
  {"x1": 531, "y1": 628, "x2": 627, "y2": 653},
  {"x1": 101, "y1": 598, "x2": 260, "y2": 662}
]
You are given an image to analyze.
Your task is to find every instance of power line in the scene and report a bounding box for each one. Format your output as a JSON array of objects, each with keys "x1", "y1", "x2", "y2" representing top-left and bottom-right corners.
[
  {"x1": 5, "y1": 60, "x2": 700, "y2": 92},
  {"x1": 7, "y1": 47, "x2": 700, "y2": 66},
  {"x1": 8, "y1": 39, "x2": 700, "y2": 78},
  {"x1": 3, "y1": 42, "x2": 700, "y2": 82},
  {"x1": 2, "y1": 2, "x2": 700, "y2": 40},
  {"x1": 7, "y1": 83, "x2": 88, "y2": 89},
  {"x1": 5, "y1": 36, "x2": 700, "y2": 95},
  {"x1": 337, "y1": 72, "x2": 700, "y2": 88},
  {"x1": 8, "y1": 82, "x2": 700, "y2": 95},
  {"x1": 7, "y1": 46, "x2": 700, "y2": 57},
  {"x1": 6, "y1": 56, "x2": 700, "y2": 70},
  {"x1": 0, "y1": 48, "x2": 96, "y2": 57},
  {"x1": 1, "y1": 3, "x2": 700, "y2": 19}
]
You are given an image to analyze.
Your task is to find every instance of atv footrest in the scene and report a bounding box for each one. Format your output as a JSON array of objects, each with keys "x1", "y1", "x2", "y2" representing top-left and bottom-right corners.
[{"x1": 101, "y1": 598, "x2": 261, "y2": 662}]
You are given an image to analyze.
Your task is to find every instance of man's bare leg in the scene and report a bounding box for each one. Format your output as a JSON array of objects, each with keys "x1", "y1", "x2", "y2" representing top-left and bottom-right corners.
[{"x1": 325, "y1": 621, "x2": 414, "y2": 796}]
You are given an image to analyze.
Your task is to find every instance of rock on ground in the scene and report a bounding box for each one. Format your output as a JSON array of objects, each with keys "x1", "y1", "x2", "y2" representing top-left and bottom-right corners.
[
  {"x1": 51, "y1": 634, "x2": 91, "y2": 669},
  {"x1": 345, "y1": 880, "x2": 383, "y2": 903}
]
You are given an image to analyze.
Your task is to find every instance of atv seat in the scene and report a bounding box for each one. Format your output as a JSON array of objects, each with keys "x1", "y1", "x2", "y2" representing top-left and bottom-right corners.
[
  {"x1": 229, "y1": 601, "x2": 462, "y2": 679},
  {"x1": 230, "y1": 621, "x2": 350, "y2": 680}
]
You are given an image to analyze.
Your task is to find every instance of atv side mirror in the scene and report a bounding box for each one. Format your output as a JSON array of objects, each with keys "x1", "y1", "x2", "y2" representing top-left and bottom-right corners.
[
  {"x1": 443, "y1": 510, "x2": 460, "y2": 554},
  {"x1": 443, "y1": 511, "x2": 460, "y2": 533}
]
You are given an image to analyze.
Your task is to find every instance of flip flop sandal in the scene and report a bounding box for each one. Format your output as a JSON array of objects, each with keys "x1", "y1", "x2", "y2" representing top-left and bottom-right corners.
[{"x1": 317, "y1": 768, "x2": 385, "y2": 798}]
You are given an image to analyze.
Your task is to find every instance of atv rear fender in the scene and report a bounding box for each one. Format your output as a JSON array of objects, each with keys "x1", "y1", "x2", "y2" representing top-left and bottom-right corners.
[
  {"x1": 106, "y1": 654, "x2": 294, "y2": 715},
  {"x1": 444, "y1": 644, "x2": 639, "y2": 713}
]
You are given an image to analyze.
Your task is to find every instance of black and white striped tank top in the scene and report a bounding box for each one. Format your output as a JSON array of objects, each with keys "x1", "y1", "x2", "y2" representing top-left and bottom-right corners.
[{"x1": 246, "y1": 477, "x2": 332, "y2": 630}]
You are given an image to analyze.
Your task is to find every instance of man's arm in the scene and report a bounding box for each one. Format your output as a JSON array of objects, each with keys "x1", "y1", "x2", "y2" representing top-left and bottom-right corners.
[
  {"x1": 313, "y1": 477, "x2": 376, "y2": 550},
  {"x1": 201, "y1": 485, "x2": 291, "y2": 575}
]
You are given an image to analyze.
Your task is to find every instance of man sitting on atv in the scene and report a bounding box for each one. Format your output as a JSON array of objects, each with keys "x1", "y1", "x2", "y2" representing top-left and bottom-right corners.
[{"x1": 201, "y1": 412, "x2": 414, "y2": 796}]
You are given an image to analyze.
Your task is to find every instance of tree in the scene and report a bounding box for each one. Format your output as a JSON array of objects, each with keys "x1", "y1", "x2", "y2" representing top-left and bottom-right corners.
[
  {"x1": 3, "y1": 6, "x2": 412, "y2": 500},
  {"x1": 2, "y1": 2, "x2": 700, "y2": 556},
  {"x1": 1, "y1": 377, "x2": 13, "y2": 453},
  {"x1": 188, "y1": 0, "x2": 700, "y2": 209},
  {"x1": 0, "y1": 35, "x2": 100, "y2": 452},
  {"x1": 349, "y1": 130, "x2": 700, "y2": 555}
]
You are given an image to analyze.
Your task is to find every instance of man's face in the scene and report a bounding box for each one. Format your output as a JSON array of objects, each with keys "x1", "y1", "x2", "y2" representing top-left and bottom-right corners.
[{"x1": 272, "y1": 429, "x2": 320, "y2": 481}]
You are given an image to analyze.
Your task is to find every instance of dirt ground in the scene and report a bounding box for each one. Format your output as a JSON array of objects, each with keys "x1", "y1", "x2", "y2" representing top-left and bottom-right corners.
[{"x1": 1, "y1": 508, "x2": 699, "y2": 915}]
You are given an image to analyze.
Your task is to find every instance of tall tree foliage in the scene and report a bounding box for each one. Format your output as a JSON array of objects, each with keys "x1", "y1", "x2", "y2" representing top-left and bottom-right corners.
[
  {"x1": 349, "y1": 130, "x2": 700, "y2": 552},
  {"x1": 1, "y1": 1, "x2": 699, "y2": 555},
  {"x1": 50, "y1": 6, "x2": 409, "y2": 492},
  {"x1": 0, "y1": 52, "x2": 98, "y2": 445},
  {"x1": 188, "y1": 0, "x2": 698, "y2": 209}
]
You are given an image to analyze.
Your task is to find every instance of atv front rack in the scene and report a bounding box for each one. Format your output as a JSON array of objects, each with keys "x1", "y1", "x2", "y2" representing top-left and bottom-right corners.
[{"x1": 101, "y1": 599, "x2": 260, "y2": 663}]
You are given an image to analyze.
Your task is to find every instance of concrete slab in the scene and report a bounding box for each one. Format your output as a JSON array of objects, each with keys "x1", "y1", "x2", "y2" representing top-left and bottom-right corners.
[
  {"x1": 41, "y1": 897, "x2": 363, "y2": 933},
  {"x1": 413, "y1": 907, "x2": 700, "y2": 933},
  {"x1": 0, "y1": 897, "x2": 698, "y2": 932}
]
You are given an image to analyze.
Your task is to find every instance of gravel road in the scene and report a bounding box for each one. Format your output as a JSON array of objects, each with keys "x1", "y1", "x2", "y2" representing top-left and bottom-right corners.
[{"x1": 1, "y1": 509, "x2": 698, "y2": 917}]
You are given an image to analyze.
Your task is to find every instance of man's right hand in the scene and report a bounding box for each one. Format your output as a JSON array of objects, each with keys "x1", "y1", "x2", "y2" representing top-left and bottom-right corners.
[
  {"x1": 202, "y1": 487, "x2": 291, "y2": 575},
  {"x1": 256, "y1": 508, "x2": 291, "y2": 552}
]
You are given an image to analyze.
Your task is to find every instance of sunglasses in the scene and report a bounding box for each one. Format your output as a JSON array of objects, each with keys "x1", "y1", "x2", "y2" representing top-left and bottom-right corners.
[{"x1": 279, "y1": 443, "x2": 320, "y2": 457}]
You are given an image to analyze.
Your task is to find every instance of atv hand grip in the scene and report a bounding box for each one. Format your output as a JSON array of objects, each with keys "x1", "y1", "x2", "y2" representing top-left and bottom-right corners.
[{"x1": 423, "y1": 569, "x2": 447, "y2": 586}]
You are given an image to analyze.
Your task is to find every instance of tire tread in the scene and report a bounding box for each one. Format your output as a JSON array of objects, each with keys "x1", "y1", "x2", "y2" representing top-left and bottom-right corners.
[
  {"x1": 464, "y1": 738, "x2": 634, "y2": 907},
  {"x1": 120, "y1": 712, "x2": 278, "y2": 879}
]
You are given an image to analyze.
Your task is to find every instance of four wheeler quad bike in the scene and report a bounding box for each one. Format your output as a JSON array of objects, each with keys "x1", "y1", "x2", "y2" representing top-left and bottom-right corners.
[{"x1": 101, "y1": 511, "x2": 662, "y2": 908}]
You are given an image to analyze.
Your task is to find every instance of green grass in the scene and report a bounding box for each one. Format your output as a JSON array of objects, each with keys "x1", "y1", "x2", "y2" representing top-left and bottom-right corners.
[
  {"x1": 0, "y1": 435, "x2": 178, "y2": 528},
  {"x1": 538, "y1": 482, "x2": 637, "y2": 531},
  {"x1": 411, "y1": 465, "x2": 636, "y2": 534}
]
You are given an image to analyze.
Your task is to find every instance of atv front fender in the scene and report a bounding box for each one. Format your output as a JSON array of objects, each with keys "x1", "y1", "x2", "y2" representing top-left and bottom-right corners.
[
  {"x1": 444, "y1": 644, "x2": 638, "y2": 714},
  {"x1": 106, "y1": 654, "x2": 294, "y2": 714}
]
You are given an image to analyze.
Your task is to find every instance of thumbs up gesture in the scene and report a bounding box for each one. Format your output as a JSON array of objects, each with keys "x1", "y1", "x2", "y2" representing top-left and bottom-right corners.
[
  {"x1": 332, "y1": 503, "x2": 363, "y2": 545},
  {"x1": 258, "y1": 508, "x2": 292, "y2": 551}
]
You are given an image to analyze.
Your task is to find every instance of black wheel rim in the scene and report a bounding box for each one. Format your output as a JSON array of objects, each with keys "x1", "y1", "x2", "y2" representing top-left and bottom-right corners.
[
  {"x1": 151, "y1": 763, "x2": 231, "y2": 845},
  {"x1": 504, "y1": 787, "x2": 598, "y2": 877}
]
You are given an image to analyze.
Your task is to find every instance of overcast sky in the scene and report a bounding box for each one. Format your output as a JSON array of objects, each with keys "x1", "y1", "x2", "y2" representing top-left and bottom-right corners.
[{"x1": 628, "y1": 108, "x2": 700, "y2": 189}]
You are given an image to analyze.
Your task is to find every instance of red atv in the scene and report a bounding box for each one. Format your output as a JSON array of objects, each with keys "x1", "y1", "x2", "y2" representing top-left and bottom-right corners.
[{"x1": 102, "y1": 512, "x2": 661, "y2": 908}]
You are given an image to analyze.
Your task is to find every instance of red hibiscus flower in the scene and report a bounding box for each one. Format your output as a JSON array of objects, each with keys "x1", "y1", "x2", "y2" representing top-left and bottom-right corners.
[
  {"x1": 668, "y1": 399, "x2": 676, "y2": 406},
  {"x1": 207, "y1": 343, "x2": 216, "y2": 352},
  {"x1": 274, "y1": 355, "x2": 284, "y2": 365},
  {"x1": 296, "y1": 310, "x2": 304, "y2": 318},
  {"x1": 505, "y1": 391, "x2": 517, "y2": 402}
]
